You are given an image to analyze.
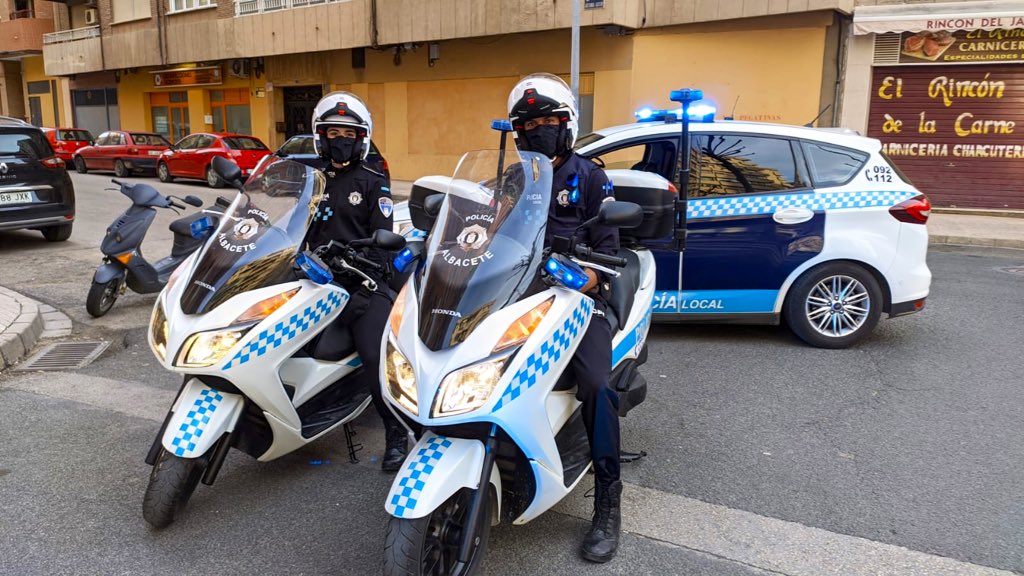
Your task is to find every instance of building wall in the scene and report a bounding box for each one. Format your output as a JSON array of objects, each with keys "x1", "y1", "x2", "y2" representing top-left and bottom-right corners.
[{"x1": 20, "y1": 56, "x2": 71, "y2": 127}]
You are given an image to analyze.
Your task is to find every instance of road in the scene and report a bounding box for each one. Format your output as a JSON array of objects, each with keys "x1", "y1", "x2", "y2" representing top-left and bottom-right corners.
[{"x1": 0, "y1": 171, "x2": 1022, "y2": 575}]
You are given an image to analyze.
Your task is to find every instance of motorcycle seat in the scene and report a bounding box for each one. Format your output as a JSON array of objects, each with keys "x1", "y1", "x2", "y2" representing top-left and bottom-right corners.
[{"x1": 606, "y1": 248, "x2": 640, "y2": 333}]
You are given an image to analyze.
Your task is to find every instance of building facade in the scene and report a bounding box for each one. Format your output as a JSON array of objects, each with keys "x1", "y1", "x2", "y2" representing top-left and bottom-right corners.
[
  {"x1": 842, "y1": 0, "x2": 1024, "y2": 209},
  {"x1": 0, "y1": 0, "x2": 73, "y2": 126},
  {"x1": 37, "y1": 0, "x2": 856, "y2": 180}
]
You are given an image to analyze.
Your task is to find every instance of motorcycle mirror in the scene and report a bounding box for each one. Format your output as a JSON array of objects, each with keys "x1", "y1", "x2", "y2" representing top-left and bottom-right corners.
[
  {"x1": 423, "y1": 194, "x2": 444, "y2": 218},
  {"x1": 184, "y1": 195, "x2": 203, "y2": 207},
  {"x1": 212, "y1": 156, "x2": 243, "y2": 187},
  {"x1": 372, "y1": 229, "x2": 407, "y2": 251},
  {"x1": 598, "y1": 201, "x2": 643, "y2": 228}
]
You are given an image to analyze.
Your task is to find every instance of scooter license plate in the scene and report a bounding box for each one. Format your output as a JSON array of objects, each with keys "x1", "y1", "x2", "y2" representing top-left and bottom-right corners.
[{"x1": 0, "y1": 191, "x2": 32, "y2": 205}]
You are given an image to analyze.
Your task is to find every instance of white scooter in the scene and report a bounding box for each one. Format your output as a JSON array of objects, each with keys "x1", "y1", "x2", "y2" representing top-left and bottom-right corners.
[
  {"x1": 144, "y1": 157, "x2": 405, "y2": 528},
  {"x1": 380, "y1": 148, "x2": 671, "y2": 574}
]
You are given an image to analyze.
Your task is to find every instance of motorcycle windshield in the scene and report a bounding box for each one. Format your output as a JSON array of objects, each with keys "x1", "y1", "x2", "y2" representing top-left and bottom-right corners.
[
  {"x1": 179, "y1": 158, "x2": 324, "y2": 315},
  {"x1": 418, "y1": 149, "x2": 552, "y2": 351}
]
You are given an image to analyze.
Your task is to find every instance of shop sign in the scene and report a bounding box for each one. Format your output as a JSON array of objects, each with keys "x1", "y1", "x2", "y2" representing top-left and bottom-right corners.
[
  {"x1": 151, "y1": 66, "x2": 223, "y2": 88},
  {"x1": 584, "y1": 0, "x2": 603, "y2": 8},
  {"x1": 898, "y1": 29, "x2": 1024, "y2": 64}
]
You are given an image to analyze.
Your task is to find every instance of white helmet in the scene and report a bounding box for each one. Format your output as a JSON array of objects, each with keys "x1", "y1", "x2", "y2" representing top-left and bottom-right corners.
[
  {"x1": 507, "y1": 73, "x2": 578, "y2": 155},
  {"x1": 311, "y1": 91, "x2": 373, "y2": 161}
]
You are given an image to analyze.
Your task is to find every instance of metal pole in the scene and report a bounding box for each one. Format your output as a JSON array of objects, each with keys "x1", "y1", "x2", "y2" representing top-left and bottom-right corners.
[{"x1": 571, "y1": 0, "x2": 580, "y2": 103}]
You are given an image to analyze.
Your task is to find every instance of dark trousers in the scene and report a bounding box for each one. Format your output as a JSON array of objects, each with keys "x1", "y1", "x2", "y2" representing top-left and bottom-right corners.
[
  {"x1": 571, "y1": 309, "x2": 621, "y2": 485},
  {"x1": 348, "y1": 288, "x2": 400, "y2": 426}
]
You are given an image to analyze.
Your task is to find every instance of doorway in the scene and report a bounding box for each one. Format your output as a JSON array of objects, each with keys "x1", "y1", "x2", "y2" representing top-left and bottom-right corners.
[
  {"x1": 150, "y1": 91, "x2": 189, "y2": 143},
  {"x1": 283, "y1": 85, "x2": 323, "y2": 138}
]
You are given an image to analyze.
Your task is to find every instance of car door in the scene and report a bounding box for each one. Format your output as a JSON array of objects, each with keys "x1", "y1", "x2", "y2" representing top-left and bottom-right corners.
[
  {"x1": 191, "y1": 135, "x2": 217, "y2": 177},
  {"x1": 107, "y1": 132, "x2": 128, "y2": 169},
  {"x1": 166, "y1": 134, "x2": 198, "y2": 177},
  {"x1": 84, "y1": 132, "x2": 109, "y2": 168},
  {"x1": 679, "y1": 132, "x2": 822, "y2": 319}
]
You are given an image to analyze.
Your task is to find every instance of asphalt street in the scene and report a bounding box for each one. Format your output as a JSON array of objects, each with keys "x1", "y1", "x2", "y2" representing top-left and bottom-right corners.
[{"x1": 0, "y1": 171, "x2": 1022, "y2": 575}]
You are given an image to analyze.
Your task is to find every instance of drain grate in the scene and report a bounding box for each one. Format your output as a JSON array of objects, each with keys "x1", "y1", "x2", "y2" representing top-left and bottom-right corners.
[
  {"x1": 16, "y1": 341, "x2": 110, "y2": 371},
  {"x1": 996, "y1": 266, "x2": 1024, "y2": 276}
]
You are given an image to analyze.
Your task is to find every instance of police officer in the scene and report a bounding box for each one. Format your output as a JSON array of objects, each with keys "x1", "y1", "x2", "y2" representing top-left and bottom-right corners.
[
  {"x1": 306, "y1": 92, "x2": 407, "y2": 472},
  {"x1": 508, "y1": 74, "x2": 623, "y2": 563}
]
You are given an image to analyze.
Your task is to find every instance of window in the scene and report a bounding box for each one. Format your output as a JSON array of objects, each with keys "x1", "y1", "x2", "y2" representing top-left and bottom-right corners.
[
  {"x1": 691, "y1": 134, "x2": 806, "y2": 197},
  {"x1": 590, "y1": 139, "x2": 679, "y2": 182},
  {"x1": 130, "y1": 133, "x2": 171, "y2": 146},
  {"x1": 801, "y1": 141, "x2": 868, "y2": 188},
  {"x1": 0, "y1": 130, "x2": 52, "y2": 159},
  {"x1": 194, "y1": 135, "x2": 216, "y2": 149},
  {"x1": 59, "y1": 130, "x2": 93, "y2": 142},
  {"x1": 280, "y1": 137, "x2": 308, "y2": 155},
  {"x1": 209, "y1": 88, "x2": 251, "y2": 135},
  {"x1": 150, "y1": 92, "x2": 189, "y2": 142},
  {"x1": 168, "y1": 0, "x2": 214, "y2": 13},
  {"x1": 224, "y1": 137, "x2": 267, "y2": 151},
  {"x1": 27, "y1": 81, "x2": 50, "y2": 95},
  {"x1": 113, "y1": 133, "x2": 127, "y2": 146},
  {"x1": 112, "y1": 0, "x2": 151, "y2": 22},
  {"x1": 174, "y1": 135, "x2": 199, "y2": 149}
]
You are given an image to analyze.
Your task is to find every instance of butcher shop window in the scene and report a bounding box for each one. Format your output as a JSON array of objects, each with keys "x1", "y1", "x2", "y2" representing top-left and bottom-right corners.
[
  {"x1": 691, "y1": 134, "x2": 807, "y2": 197},
  {"x1": 801, "y1": 141, "x2": 868, "y2": 188}
]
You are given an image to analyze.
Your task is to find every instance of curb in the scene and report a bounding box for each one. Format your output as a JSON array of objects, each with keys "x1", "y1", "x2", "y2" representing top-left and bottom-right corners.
[
  {"x1": 932, "y1": 207, "x2": 1024, "y2": 219},
  {"x1": 929, "y1": 235, "x2": 1024, "y2": 250},
  {"x1": 0, "y1": 287, "x2": 72, "y2": 371}
]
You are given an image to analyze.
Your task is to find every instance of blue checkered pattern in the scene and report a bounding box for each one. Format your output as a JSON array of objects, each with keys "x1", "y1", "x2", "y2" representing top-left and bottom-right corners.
[
  {"x1": 170, "y1": 387, "x2": 223, "y2": 457},
  {"x1": 315, "y1": 206, "x2": 334, "y2": 222},
  {"x1": 403, "y1": 228, "x2": 428, "y2": 240},
  {"x1": 390, "y1": 435, "x2": 453, "y2": 517},
  {"x1": 223, "y1": 291, "x2": 347, "y2": 369},
  {"x1": 687, "y1": 190, "x2": 917, "y2": 220},
  {"x1": 492, "y1": 298, "x2": 594, "y2": 411}
]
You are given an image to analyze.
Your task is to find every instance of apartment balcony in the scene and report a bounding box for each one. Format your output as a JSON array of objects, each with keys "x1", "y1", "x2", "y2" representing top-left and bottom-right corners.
[
  {"x1": 0, "y1": 13, "x2": 55, "y2": 56},
  {"x1": 234, "y1": 0, "x2": 351, "y2": 16},
  {"x1": 42, "y1": 25, "x2": 103, "y2": 76}
]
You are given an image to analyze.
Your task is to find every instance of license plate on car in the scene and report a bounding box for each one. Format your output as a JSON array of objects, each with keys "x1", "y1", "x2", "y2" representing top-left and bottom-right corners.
[
  {"x1": 0, "y1": 192, "x2": 32, "y2": 205},
  {"x1": 148, "y1": 150, "x2": 162, "y2": 156}
]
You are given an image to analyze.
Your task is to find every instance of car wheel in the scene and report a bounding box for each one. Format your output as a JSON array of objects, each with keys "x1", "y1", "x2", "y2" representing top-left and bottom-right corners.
[
  {"x1": 157, "y1": 162, "x2": 174, "y2": 183},
  {"x1": 784, "y1": 262, "x2": 883, "y2": 349},
  {"x1": 41, "y1": 223, "x2": 73, "y2": 242},
  {"x1": 114, "y1": 159, "x2": 129, "y2": 178},
  {"x1": 73, "y1": 156, "x2": 88, "y2": 174},
  {"x1": 206, "y1": 165, "x2": 224, "y2": 188}
]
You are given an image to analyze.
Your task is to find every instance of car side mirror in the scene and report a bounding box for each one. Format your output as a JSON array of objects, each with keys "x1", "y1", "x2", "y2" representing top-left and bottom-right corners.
[
  {"x1": 372, "y1": 229, "x2": 407, "y2": 251},
  {"x1": 424, "y1": 194, "x2": 444, "y2": 218},
  {"x1": 212, "y1": 156, "x2": 243, "y2": 189},
  {"x1": 277, "y1": 150, "x2": 289, "y2": 158},
  {"x1": 184, "y1": 195, "x2": 203, "y2": 208},
  {"x1": 89, "y1": 140, "x2": 95, "y2": 146},
  {"x1": 598, "y1": 201, "x2": 643, "y2": 228}
]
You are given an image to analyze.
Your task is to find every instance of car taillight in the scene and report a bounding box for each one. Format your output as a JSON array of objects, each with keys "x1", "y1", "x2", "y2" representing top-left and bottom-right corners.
[
  {"x1": 42, "y1": 156, "x2": 65, "y2": 169},
  {"x1": 889, "y1": 194, "x2": 931, "y2": 224},
  {"x1": 381, "y1": 158, "x2": 390, "y2": 173}
]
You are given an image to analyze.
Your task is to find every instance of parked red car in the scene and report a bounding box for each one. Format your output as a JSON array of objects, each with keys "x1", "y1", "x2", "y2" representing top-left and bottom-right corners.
[
  {"x1": 42, "y1": 127, "x2": 94, "y2": 163},
  {"x1": 73, "y1": 131, "x2": 172, "y2": 177},
  {"x1": 157, "y1": 133, "x2": 271, "y2": 188}
]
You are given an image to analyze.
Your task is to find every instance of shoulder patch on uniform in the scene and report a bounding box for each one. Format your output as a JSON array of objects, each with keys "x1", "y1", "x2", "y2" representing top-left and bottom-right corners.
[
  {"x1": 602, "y1": 179, "x2": 615, "y2": 202},
  {"x1": 379, "y1": 197, "x2": 394, "y2": 218},
  {"x1": 360, "y1": 164, "x2": 385, "y2": 178}
]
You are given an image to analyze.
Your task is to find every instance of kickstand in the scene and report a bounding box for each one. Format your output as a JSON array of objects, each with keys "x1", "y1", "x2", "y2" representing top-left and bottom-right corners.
[
  {"x1": 620, "y1": 449, "x2": 647, "y2": 463},
  {"x1": 344, "y1": 422, "x2": 363, "y2": 464}
]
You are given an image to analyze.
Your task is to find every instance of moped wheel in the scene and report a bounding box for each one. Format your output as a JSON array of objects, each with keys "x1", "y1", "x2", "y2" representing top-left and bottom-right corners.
[
  {"x1": 86, "y1": 277, "x2": 121, "y2": 317},
  {"x1": 384, "y1": 488, "x2": 490, "y2": 576},
  {"x1": 143, "y1": 449, "x2": 208, "y2": 529}
]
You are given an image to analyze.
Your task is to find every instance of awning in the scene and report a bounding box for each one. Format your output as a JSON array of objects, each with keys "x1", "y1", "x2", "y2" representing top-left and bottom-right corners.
[{"x1": 853, "y1": 0, "x2": 1024, "y2": 35}]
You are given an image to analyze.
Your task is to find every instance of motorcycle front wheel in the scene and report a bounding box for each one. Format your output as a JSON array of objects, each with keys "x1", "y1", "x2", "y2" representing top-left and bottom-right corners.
[
  {"x1": 86, "y1": 277, "x2": 121, "y2": 317},
  {"x1": 384, "y1": 488, "x2": 490, "y2": 576},
  {"x1": 142, "y1": 449, "x2": 208, "y2": 529}
]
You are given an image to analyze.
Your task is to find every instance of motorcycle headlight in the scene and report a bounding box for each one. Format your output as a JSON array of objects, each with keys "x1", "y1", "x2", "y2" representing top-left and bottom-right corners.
[
  {"x1": 385, "y1": 340, "x2": 418, "y2": 415},
  {"x1": 177, "y1": 327, "x2": 250, "y2": 368},
  {"x1": 432, "y1": 356, "x2": 510, "y2": 417},
  {"x1": 150, "y1": 301, "x2": 169, "y2": 361}
]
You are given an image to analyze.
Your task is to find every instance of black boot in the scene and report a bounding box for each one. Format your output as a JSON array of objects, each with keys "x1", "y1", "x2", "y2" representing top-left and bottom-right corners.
[
  {"x1": 581, "y1": 480, "x2": 622, "y2": 563},
  {"x1": 381, "y1": 421, "x2": 408, "y2": 473}
]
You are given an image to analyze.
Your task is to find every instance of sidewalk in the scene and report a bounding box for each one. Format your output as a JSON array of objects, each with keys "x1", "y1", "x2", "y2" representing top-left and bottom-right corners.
[{"x1": 0, "y1": 287, "x2": 72, "y2": 370}]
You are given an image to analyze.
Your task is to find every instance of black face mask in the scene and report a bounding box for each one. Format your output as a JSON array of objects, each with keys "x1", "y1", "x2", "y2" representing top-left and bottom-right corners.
[
  {"x1": 327, "y1": 136, "x2": 359, "y2": 165},
  {"x1": 524, "y1": 124, "x2": 561, "y2": 158}
]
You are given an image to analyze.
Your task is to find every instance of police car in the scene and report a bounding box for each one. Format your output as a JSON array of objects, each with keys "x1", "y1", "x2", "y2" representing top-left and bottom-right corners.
[{"x1": 394, "y1": 107, "x2": 931, "y2": 349}]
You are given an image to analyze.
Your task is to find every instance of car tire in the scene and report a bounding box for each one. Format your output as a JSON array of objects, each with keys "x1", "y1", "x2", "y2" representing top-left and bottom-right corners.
[
  {"x1": 114, "y1": 159, "x2": 129, "y2": 178},
  {"x1": 206, "y1": 165, "x2": 224, "y2": 189},
  {"x1": 784, "y1": 262, "x2": 883, "y2": 349},
  {"x1": 157, "y1": 162, "x2": 174, "y2": 183},
  {"x1": 41, "y1": 223, "x2": 73, "y2": 242},
  {"x1": 73, "y1": 156, "x2": 88, "y2": 174}
]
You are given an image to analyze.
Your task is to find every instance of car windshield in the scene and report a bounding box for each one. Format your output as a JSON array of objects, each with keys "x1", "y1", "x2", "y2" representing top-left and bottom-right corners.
[
  {"x1": 224, "y1": 137, "x2": 269, "y2": 151},
  {"x1": 573, "y1": 132, "x2": 605, "y2": 150},
  {"x1": 131, "y1": 133, "x2": 171, "y2": 146},
  {"x1": 59, "y1": 130, "x2": 92, "y2": 141},
  {"x1": 178, "y1": 158, "x2": 324, "y2": 315},
  {"x1": 0, "y1": 130, "x2": 54, "y2": 159},
  {"x1": 416, "y1": 149, "x2": 552, "y2": 351}
]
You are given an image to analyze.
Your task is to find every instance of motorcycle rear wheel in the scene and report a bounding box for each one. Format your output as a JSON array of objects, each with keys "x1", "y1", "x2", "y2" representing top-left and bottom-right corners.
[
  {"x1": 384, "y1": 487, "x2": 490, "y2": 576},
  {"x1": 86, "y1": 278, "x2": 121, "y2": 317},
  {"x1": 143, "y1": 449, "x2": 208, "y2": 529}
]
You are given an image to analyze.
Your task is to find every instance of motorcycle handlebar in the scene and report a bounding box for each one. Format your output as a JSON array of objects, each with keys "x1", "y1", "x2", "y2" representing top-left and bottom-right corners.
[
  {"x1": 169, "y1": 199, "x2": 186, "y2": 210},
  {"x1": 352, "y1": 255, "x2": 382, "y2": 271},
  {"x1": 574, "y1": 244, "x2": 627, "y2": 268}
]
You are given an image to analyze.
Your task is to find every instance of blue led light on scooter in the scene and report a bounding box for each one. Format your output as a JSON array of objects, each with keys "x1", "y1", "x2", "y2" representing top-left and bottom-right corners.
[
  {"x1": 545, "y1": 257, "x2": 588, "y2": 291},
  {"x1": 190, "y1": 216, "x2": 215, "y2": 239},
  {"x1": 393, "y1": 247, "x2": 416, "y2": 274},
  {"x1": 296, "y1": 252, "x2": 333, "y2": 285},
  {"x1": 491, "y1": 119, "x2": 513, "y2": 132}
]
